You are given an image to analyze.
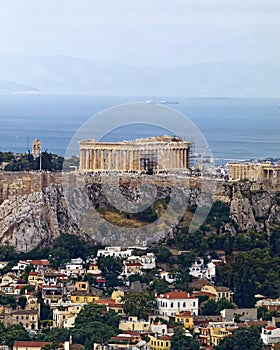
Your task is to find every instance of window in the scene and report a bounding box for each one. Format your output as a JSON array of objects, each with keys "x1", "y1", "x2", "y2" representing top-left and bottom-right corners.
[
  {"x1": 170, "y1": 302, "x2": 174, "y2": 307},
  {"x1": 193, "y1": 302, "x2": 196, "y2": 307},
  {"x1": 177, "y1": 302, "x2": 180, "y2": 308},
  {"x1": 76, "y1": 297, "x2": 79, "y2": 301},
  {"x1": 183, "y1": 302, "x2": 186, "y2": 307}
]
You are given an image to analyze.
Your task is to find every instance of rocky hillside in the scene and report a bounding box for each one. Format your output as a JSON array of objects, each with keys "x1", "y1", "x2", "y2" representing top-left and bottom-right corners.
[{"x1": 0, "y1": 172, "x2": 279, "y2": 251}]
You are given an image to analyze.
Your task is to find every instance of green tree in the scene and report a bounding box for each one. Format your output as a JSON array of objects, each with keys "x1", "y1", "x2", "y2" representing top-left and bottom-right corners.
[
  {"x1": 174, "y1": 270, "x2": 190, "y2": 291},
  {"x1": 42, "y1": 340, "x2": 64, "y2": 350},
  {"x1": 17, "y1": 296, "x2": 27, "y2": 309},
  {"x1": 20, "y1": 285, "x2": 35, "y2": 295},
  {"x1": 201, "y1": 299, "x2": 219, "y2": 315},
  {"x1": 37, "y1": 328, "x2": 70, "y2": 342},
  {"x1": 0, "y1": 295, "x2": 17, "y2": 309},
  {"x1": 150, "y1": 246, "x2": 172, "y2": 264},
  {"x1": 122, "y1": 291, "x2": 157, "y2": 320},
  {"x1": 171, "y1": 326, "x2": 200, "y2": 350},
  {"x1": 201, "y1": 298, "x2": 234, "y2": 315},
  {"x1": 150, "y1": 278, "x2": 170, "y2": 294},
  {"x1": 0, "y1": 324, "x2": 30, "y2": 347},
  {"x1": 214, "y1": 327, "x2": 263, "y2": 350},
  {"x1": 270, "y1": 227, "x2": 280, "y2": 256},
  {"x1": 98, "y1": 255, "x2": 123, "y2": 289},
  {"x1": 49, "y1": 234, "x2": 89, "y2": 268},
  {"x1": 72, "y1": 304, "x2": 119, "y2": 350}
]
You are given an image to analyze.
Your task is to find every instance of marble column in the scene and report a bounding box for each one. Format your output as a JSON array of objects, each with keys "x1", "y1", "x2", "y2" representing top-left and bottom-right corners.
[
  {"x1": 107, "y1": 149, "x2": 112, "y2": 170},
  {"x1": 182, "y1": 149, "x2": 186, "y2": 168},
  {"x1": 92, "y1": 149, "x2": 96, "y2": 170},
  {"x1": 114, "y1": 149, "x2": 119, "y2": 170},
  {"x1": 99, "y1": 149, "x2": 104, "y2": 170},
  {"x1": 85, "y1": 150, "x2": 89, "y2": 170}
]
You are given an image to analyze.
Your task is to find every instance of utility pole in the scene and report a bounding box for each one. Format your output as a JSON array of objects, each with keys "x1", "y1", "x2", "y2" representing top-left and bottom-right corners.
[{"x1": 39, "y1": 147, "x2": 42, "y2": 171}]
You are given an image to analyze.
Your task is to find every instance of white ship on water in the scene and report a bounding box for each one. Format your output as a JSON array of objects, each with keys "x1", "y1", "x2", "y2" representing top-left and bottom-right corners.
[{"x1": 145, "y1": 100, "x2": 179, "y2": 104}]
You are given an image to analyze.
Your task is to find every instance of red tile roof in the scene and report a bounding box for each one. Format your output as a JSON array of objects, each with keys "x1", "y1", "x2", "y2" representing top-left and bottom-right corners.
[
  {"x1": 158, "y1": 291, "x2": 195, "y2": 299},
  {"x1": 96, "y1": 278, "x2": 106, "y2": 283},
  {"x1": 94, "y1": 299, "x2": 123, "y2": 307},
  {"x1": 14, "y1": 341, "x2": 53, "y2": 348},
  {"x1": 175, "y1": 311, "x2": 192, "y2": 317},
  {"x1": 30, "y1": 260, "x2": 50, "y2": 265},
  {"x1": 125, "y1": 262, "x2": 142, "y2": 267},
  {"x1": 158, "y1": 335, "x2": 171, "y2": 340}
]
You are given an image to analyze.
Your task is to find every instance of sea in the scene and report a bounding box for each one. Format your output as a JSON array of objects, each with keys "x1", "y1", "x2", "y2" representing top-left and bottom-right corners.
[{"x1": 0, "y1": 94, "x2": 279, "y2": 165}]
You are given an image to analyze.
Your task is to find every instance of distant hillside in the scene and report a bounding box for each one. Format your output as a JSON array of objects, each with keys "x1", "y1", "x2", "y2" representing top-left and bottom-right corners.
[
  {"x1": 0, "y1": 54, "x2": 279, "y2": 97},
  {"x1": 0, "y1": 80, "x2": 42, "y2": 94}
]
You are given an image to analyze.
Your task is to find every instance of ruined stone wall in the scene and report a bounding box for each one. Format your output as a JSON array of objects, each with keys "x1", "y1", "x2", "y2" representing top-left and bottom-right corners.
[
  {"x1": 0, "y1": 171, "x2": 279, "y2": 251},
  {"x1": 0, "y1": 172, "x2": 62, "y2": 204}
]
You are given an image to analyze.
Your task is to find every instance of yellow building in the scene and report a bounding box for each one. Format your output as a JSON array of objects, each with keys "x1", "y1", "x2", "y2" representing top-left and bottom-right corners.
[
  {"x1": 209, "y1": 322, "x2": 237, "y2": 347},
  {"x1": 175, "y1": 311, "x2": 194, "y2": 329},
  {"x1": 28, "y1": 272, "x2": 44, "y2": 286},
  {"x1": 111, "y1": 290, "x2": 125, "y2": 303},
  {"x1": 149, "y1": 335, "x2": 171, "y2": 350},
  {"x1": 211, "y1": 327, "x2": 233, "y2": 346},
  {"x1": 201, "y1": 285, "x2": 233, "y2": 302},
  {"x1": 25, "y1": 295, "x2": 40, "y2": 313},
  {"x1": 119, "y1": 316, "x2": 150, "y2": 332},
  {"x1": 94, "y1": 299, "x2": 125, "y2": 316},
  {"x1": 3, "y1": 308, "x2": 39, "y2": 331},
  {"x1": 70, "y1": 292, "x2": 99, "y2": 304},
  {"x1": 13, "y1": 341, "x2": 53, "y2": 350},
  {"x1": 228, "y1": 161, "x2": 280, "y2": 182},
  {"x1": 199, "y1": 322, "x2": 237, "y2": 347},
  {"x1": 74, "y1": 281, "x2": 90, "y2": 293}
]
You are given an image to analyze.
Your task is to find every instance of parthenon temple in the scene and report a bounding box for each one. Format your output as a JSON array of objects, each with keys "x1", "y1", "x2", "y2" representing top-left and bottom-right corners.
[{"x1": 79, "y1": 136, "x2": 191, "y2": 172}]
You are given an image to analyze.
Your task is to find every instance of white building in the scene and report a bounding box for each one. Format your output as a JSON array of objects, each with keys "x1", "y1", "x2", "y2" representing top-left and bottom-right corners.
[
  {"x1": 160, "y1": 271, "x2": 176, "y2": 284},
  {"x1": 156, "y1": 291, "x2": 199, "y2": 317},
  {"x1": 97, "y1": 246, "x2": 134, "y2": 258},
  {"x1": 205, "y1": 260, "x2": 221, "y2": 281},
  {"x1": 189, "y1": 258, "x2": 221, "y2": 281},
  {"x1": 125, "y1": 253, "x2": 156, "y2": 270},
  {"x1": 220, "y1": 308, "x2": 258, "y2": 322},
  {"x1": 64, "y1": 258, "x2": 85, "y2": 277},
  {"x1": 189, "y1": 258, "x2": 207, "y2": 279},
  {"x1": 53, "y1": 303, "x2": 84, "y2": 328},
  {"x1": 138, "y1": 253, "x2": 156, "y2": 270},
  {"x1": 261, "y1": 326, "x2": 280, "y2": 345},
  {"x1": 12, "y1": 260, "x2": 30, "y2": 272},
  {"x1": 0, "y1": 262, "x2": 8, "y2": 270}
]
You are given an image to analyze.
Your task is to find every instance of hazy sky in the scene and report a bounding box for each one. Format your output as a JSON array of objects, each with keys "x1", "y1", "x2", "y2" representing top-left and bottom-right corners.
[{"x1": 0, "y1": 0, "x2": 279, "y2": 66}]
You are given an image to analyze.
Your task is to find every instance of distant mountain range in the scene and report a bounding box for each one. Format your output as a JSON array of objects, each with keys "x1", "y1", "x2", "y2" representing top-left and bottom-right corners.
[
  {"x1": 0, "y1": 80, "x2": 42, "y2": 94},
  {"x1": 0, "y1": 54, "x2": 279, "y2": 97}
]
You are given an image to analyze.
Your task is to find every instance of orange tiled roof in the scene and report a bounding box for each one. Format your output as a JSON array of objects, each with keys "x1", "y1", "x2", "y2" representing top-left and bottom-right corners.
[
  {"x1": 158, "y1": 291, "x2": 195, "y2": 299},
  {"x1": 13, "y1": 341, "x2": 53, "y2": 347}
]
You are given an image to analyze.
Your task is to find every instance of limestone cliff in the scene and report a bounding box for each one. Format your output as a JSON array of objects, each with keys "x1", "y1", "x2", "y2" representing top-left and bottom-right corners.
[
  {"x1": 0, "y1": 183, "x2": 80, "y2": 251},
  {"x1": 0, "y1": 172, "x2": 279, "y2": 251}
]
